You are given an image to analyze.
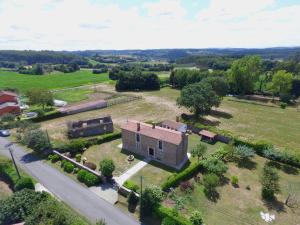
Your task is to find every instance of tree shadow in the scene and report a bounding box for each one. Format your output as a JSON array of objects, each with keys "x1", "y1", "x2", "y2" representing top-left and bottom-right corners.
[
  {"x1": 267, "y1": 161, "x2": 299, "y2": 175},
  {"x1": 219, "y1": 176, "x2": 230, "y2": 186},
  {"x1": 210, "y1": 109, "x2": 233, "y2": 119},
  {"x1": 198, "y1": 117, "x2": 220, "y2": 126},
  {"x1": 263, "y1": 198, "x2": 286, "y2": 213},
  {"x1": 20, "y1": 152, "x2": 41, "y2": 164},
  {"x1": 204, "y1": 188, "x2": 220, "y2": 202},
  {"x1": 237, "y1": 158, "x2": 257, "y2": 170}
]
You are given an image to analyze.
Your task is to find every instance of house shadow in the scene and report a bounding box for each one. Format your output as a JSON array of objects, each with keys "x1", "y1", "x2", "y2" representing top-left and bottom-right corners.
[{"x1": 210, "y1": 109, "x2": 233, "y2": 119}]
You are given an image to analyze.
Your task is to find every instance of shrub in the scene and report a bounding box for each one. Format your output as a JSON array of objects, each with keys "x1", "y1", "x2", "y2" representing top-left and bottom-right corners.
[
  {"x1": 15, "y1": 177, "x2": 35, "y2": 191},
  {"x1": 73, "y1": 167, "x2": 79, "y2": 174},
  {"x1": 124, "y1": 180, "x2": 139, "y2": 192},
  {"x1": 260, "y1": 163, "x2": 280, "y2": 201},
  {"x1": 76, "y1": 169, "x2": 100, "y2": 187},
  {"x1": 63, "y1": 162, "x2": 74, "y2": 173},
  {"x1": 77, "y1": 169, "x2": 87, "y2": 183},
  {"x1": 231, "y1": 176, "x2": 239, "y2": 187},
  {"x1": 154, "y1": 206, "x2": 191, "y2": 225},
  {"x1": 84, "y1": 161, "x2": 97, "y2": 170},
  {"x1": 161, "y1": 162, "x2": 203, "y2": 191},
  {"x1": 189, "y1": 210, "x2": 204, "y2": 225},
  {"x1": 21, "y1": 128, "x2": 51, "y2": 153},
  {"x1": 127, "y1": 191, "x2": 139, "y2": 206},
  {"x1": 61, "y1": 159, "x2": 67, "y2": 168},
  {"x1": 280, "y1": 102, "x2": 287, "y2": 109},
  {"x1": 202, "y1": 157, "x2": 228, "y2": 177},
  {"x1": 99, "y1": 159, "x2": 115, "y2": 178},
  {"x1": 51, "y1": 154, "x2": 60, "y2": 163},
  {"x1": 162, "y1": 217, "x2": 180, "y2": 225},
  {"x1": 84, "y1": 172, "x2": 100, "y2": 187},
  {"x1": 180, "y1": 180, "x2": 194, "y2": 192},
  {"x1": 75, "y1": 154, "x2": 81, "y2": 162},
  {"x1": 68, "y1": 139, "x2": 86, "y2": 154},
  {"x1": 233, "y1": 145, "x2": 255, "y2": 161}
]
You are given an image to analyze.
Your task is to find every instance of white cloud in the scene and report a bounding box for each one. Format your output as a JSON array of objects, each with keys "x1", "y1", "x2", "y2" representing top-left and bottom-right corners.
[{"x1": 0, "y1": 0, "x2": 299, "y2": 50}]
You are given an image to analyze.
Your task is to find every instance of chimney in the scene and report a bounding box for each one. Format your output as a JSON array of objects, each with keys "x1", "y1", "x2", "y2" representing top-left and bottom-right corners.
[
  {"x1": 152, "y1": 122, "x2": 155, "y2": 129},
  {"x1": 137, "y1": 122, "x2": 140, "y2": 131},
  {"x1": 176, "y1": 116, "x2": 180, "y2": 122}
]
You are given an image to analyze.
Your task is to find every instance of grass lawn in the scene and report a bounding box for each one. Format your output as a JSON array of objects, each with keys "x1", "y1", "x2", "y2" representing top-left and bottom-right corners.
[
  {"x1": 130, "y1": 160, "x2": 176, "y2": 188},
  {"x1": 53, "y1": 88, "x2": 93, "y2": 103},
  {"x1": 0, "y1": 177, "x2": 13, "y2": 200},
  {"x1": 164, "y1": 155, "x2": 300, "y2": 225},
  {"x1": 0, "y1": 69, "x2": 109, "y2": 93},
  {"x1": 82, "y1": 139, "x2": 142, "y2": 177}
]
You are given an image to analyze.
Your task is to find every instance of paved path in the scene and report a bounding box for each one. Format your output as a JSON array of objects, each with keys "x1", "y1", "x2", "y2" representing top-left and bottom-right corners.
[
  {"x1": 115, "y1": 159, "x2": 150, "y2": 186},
  {"x1": 0, "y1": 137, "x2": 140, "y2": 225}
]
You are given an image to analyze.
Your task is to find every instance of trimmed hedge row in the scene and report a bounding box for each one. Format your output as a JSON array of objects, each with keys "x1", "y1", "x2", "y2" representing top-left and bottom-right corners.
[
  {"x1": 233, "y1": 138, "x2": 300, "y2": 168},
  {"x1": 31, "y1": 110, "x2": 63, "y2": 122},
  {"x1": 57, "y1": 131, "x2": 122, "y2": 153},
  {"x1": 155, "y1": 206, "x2": 191, "y2": 225},
  {"x1": 161, "y1": 162, "x2": 203, "y2": 191},
  {"x1": 77, "y1": 169, "x2": 101, "y2": 187},
  {"x1": 182, "y1": 115, "x2": 300, "y2": 168},
  {"x1": 123, "y1": 180, "x2": 139, "y2": 192}
]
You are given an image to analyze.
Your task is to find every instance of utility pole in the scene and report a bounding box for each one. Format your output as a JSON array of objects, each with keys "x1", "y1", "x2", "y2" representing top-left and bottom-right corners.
[
  {"x1": 8, "y1": 147, "x2": 21, "y2": 179},
  {"x1": 140, "y1": 175, "x2": 143, "y2": 218}
]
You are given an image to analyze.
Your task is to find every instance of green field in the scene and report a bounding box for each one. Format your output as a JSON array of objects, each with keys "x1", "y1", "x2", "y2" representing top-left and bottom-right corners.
[
  {"x1": 0, "y1": 69, "x2": 109, "y2": 92},
  {"x1": 145, "y1": 87, "x2": 300, "y2": 152}
]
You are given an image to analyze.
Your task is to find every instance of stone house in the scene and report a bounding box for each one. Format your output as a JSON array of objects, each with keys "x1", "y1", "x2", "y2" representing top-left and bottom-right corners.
[
  {"x1": 121, "y1": 120, "x2": 188, "y2": 170},
  {"x1": 159, "y1": 119, "x2": 187, "y2": 133},
  {"x1": 67, "y1": 115, "x2": 113, "y2": 138}
]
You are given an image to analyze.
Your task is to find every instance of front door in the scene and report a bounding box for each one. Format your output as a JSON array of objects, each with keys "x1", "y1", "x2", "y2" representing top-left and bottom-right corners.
[{"x1": 148, "y1": 148, "x2": 154, "y2": 158}]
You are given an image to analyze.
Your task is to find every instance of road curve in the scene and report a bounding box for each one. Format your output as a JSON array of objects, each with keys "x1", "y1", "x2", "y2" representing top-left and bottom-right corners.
[{"x1": 0, "y1": 137, "x2": 140, "y2": 225}]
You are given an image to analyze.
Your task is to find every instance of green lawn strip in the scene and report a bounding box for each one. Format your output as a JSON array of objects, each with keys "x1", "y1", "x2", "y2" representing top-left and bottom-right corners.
[
  {"x1": 0, "y1": 69, "x2": 109, "y2": 93},
  {"x1": 53, "y1": 88, "x2": 93, "y2": 103}
]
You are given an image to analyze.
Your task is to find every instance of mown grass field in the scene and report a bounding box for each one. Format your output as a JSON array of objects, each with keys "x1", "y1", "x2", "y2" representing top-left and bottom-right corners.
[
  {"x1": 145, "y1": 87, "x2": 300, "y2": 152},
  {"x1": 0, "y1": 69, "x2": 109, "y2": 92}
]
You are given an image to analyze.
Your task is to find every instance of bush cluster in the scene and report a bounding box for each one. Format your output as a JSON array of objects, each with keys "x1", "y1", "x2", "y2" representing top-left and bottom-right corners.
[
  {"x1": 15, "y1": 177, "x2": 35, "y2": 191},
  {"x1": 123, "y1": 180, "x2": 139, "y2": 192},
  {"x1": 63, "y1": 161, "x2": 75, "y2": 173},
  {"x1": 155, "y1": 206, "x2": 192, "y2": 225},
  {"x1": 48, "y1": 154, "x2": 60, "y2": 163},
  {"x1": 77, "y1": 169, "x2": 101, "y2": 187},
  {"x1": 161, "y1": 163, "x2": 203, "y2": 191}
]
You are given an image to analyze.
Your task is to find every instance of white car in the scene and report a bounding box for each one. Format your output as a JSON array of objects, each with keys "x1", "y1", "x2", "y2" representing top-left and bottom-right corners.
[{"x1": 0, "y1": 130, "x2": 11, "y2": 137}]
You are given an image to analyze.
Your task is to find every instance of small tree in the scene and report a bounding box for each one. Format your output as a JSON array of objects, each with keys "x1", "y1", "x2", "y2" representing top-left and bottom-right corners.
[
  {"x1": 203, "y1": 173, "x2": 220, "y2": 199},
  {"x1": 231, "y1": 176, "x2": 239, "y2": 187},
  {"x1": 99, "y1": 159, "x2": 115, "y2": 178},
  {"x1": 21, "y1": 128, "x2": 51, "y2": 153},
  {"x1": 15, "y1": 177, "x2": 35, "y2": 191},
  {"x1": 260, "y1": 163, "x2": 280, "y2": 201},
  {"x1": 190, "y1": 210, "x2": 204, "y2": 225},
  {"x1": 191, "y1": 143, "x2": 207, "y2": 162},
  {"x1": 26, "y1": 89, "x2": 54, "y2": 110},
  {"x1": 127, "y1": 191, "x2": 139, "y2": 206},
  {"x1": 202, "y1": 157, "x2": 228, "y2": 177},
  {"x1": 140, "y1": 185, "x2": 164, "y2": 217}
]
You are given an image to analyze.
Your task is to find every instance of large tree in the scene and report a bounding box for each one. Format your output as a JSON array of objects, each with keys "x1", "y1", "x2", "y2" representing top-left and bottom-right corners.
[
  {"x1": 270, "y1": 70, "x2": 293, "y2": 97},
  {"x1": 177, "y1": 81, "x2": 221, "y2": 116},
  {"x1": 228, "y1": 56, "x2": 261, "y2": 94}
]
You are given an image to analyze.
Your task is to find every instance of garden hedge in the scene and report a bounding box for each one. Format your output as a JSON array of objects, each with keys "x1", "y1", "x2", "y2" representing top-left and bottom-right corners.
[
  {"x1": 161, "y1": 162, "x2": 203, "y2": 191},
  {"x1": 76, "y1": 169, "x2": 100, "y2": 187},
  {"x1": 123, "y1": 180, "x2": 139, "y2": 192},
  {"x1": 155, "y1": 206, "x2": 192, "y2": 225}
]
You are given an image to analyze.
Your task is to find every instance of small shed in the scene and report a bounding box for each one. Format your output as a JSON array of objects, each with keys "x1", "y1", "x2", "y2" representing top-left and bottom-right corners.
[{"x1": 199, "y1": 130, "x2": 217, "y2": 143}]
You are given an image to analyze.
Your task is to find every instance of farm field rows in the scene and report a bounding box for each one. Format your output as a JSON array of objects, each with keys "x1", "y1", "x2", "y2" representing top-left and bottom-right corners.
[{"x1": 0, "y1": 69, "x2": 109, "y2": 92}]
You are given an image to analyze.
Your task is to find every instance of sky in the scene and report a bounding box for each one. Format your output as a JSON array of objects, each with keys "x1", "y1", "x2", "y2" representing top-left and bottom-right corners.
[{"x1": 0, "y1": 0, "x2": 300, "y2": 50}]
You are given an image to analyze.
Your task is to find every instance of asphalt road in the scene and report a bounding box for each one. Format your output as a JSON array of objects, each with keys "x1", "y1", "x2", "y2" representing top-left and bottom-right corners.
[{"x1": 0, "y1": 137, "x2": 140, "y2": 225}]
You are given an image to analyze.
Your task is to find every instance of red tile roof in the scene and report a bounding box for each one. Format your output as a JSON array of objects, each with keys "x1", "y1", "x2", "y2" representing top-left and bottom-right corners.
[
  {"x1": 0, "y1": 91, "x2": 18, "y2": 97},
  {"x1": 199, "y1": 130, "x2": 217, "y2": 139},
  {"x1": 121, "y1": 120, "x2": 183, "y2": 145},
  {"x1": 161, "y1": 120, "x2": 185, "y2": 130}
]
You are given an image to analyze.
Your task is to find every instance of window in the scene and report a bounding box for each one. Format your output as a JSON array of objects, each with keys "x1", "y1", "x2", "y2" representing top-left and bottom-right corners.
[
  {"x1": 136, "y1": 133, "x2": 140, "y2": 142},
  {"x1": 158, "y1": 140, "x2": 163, "y2": 150}
]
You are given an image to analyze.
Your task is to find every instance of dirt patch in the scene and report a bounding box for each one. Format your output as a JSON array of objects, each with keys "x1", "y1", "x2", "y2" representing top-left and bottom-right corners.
[{"x1": 0, "y1": 176, "x2": 13, "y2": 199}]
